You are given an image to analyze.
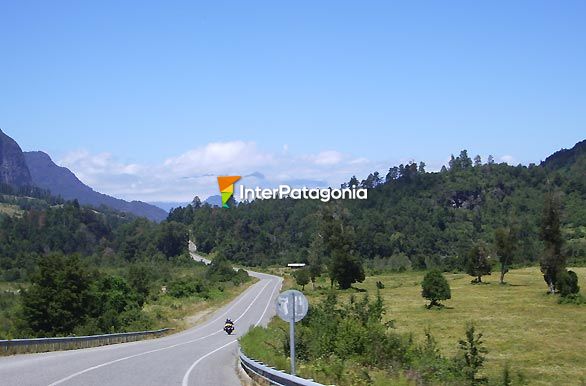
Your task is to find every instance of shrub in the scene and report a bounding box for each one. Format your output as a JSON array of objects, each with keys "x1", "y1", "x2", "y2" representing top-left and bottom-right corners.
[
  {"x1": 557, "y1": 269, "x2": 580, "y2": 297},
  {"x1": 421, "y1": 270, "x2": 451, "y2": 308},
  {"x1": 168, "y1": 277, "x2": 208, "y2": 298},
  {"x1": 293, "y1": 268, "x2": 310, "y2": 290}
]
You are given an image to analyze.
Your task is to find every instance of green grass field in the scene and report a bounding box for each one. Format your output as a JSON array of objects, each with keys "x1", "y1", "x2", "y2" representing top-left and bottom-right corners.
[{"x1": 277, "y1": 267, "x2": 586, "y2": 385}]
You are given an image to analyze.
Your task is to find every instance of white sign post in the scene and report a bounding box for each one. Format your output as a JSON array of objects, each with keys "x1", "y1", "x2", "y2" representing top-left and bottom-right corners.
[{"x1": 276, "y1": 290, "x2": 308, "y2": 376}]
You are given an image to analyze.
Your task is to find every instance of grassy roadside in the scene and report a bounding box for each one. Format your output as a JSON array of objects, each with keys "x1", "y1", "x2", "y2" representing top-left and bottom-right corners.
[
  {"x1": 241, "y1": 266, "x2": 586, "y2": 385},
  {"x1": 0, "y1": 263, "x2": 258, "y2": 341},
  {"x1": 144, "y1": 274, "x2": 258, "y2": 332}
]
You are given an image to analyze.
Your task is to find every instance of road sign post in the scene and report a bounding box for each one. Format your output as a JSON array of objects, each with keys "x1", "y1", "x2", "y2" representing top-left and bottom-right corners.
[
  {"x1": 290, "y1": 291, "x2": 296, "y2": 375},
  {"x1": 276, "y1": 290, "x2": 308, "y2": 377}
]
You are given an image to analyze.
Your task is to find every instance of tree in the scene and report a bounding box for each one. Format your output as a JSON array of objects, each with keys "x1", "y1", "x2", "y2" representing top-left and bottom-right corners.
[
  {"x1": 466, "y1": 242, "x2": 491, "y2": 283},
  {"x1": 127, "y1": 264, "x2": 155, "y2": 306},
  {"x1": 540, "y1": 191, "x2": 565, "y2": 293},
  {"x1": 348, "y1": 175, "x2": 359, "y2": 188},
  {"x1": 386, "y1": 167, "x2": 399, "y2": 182},
  {"x1": 156, "y1": 221, "x2": 188, "y2": 259},
  {"x1": 495, "y1": 227, "x2": 517, "y2": 284},
  {"x1": 329, "y1": 252, "x2": 365, "y2": 290},
  {"x1": 21, "y1": 254, "x2": 94, "y2": 336},
  {"x1": 474, "y1": 155, "x2": 482, "y2": 167},
  {"x1": 457, "y1": 323, "x2": 488, "y2": 384},
  {"x1": 459, "y1": 150, "x2": 473, "y2": 169},
  {"x1": 556, "y1": 270, "x2": 580, "y2": 297},
  {"x1": 294, "y1": 268, "x2": 310, "y2": 290},
  {"x1": 320, "y1": 205, "x2": 365, "y2": 290},
  {"x1": 308, "y1": 235, "x2": 324, "y2": 290},
  {"x1": 421, "y1": 270, "x2": 451, "y2": 308}
]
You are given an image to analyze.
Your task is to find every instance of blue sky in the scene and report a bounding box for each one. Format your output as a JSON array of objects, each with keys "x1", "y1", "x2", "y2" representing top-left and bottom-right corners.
[{"x1": 1, "y1": 1, "x2": 585, "y2": 201}]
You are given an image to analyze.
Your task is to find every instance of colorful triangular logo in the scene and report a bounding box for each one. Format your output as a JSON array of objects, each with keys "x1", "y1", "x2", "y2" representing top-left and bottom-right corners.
[{"x1": 217, "y1": 176, "x2": 241, "y2": 208}]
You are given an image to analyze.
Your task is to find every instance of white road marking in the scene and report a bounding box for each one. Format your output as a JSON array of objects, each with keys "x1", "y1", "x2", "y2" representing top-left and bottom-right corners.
[
  {"x1": 180, "y1": 277, "x2": 281, "y2": 386},
  {"x1": 47, "y1": 279, "x2": 272, "y2": 385},
  {"x1": 255, "y1": 279, "x2": 282, "y2": 326},
  {"x1": 181, "y1": 340, "x2": 237, "y2": 386}
]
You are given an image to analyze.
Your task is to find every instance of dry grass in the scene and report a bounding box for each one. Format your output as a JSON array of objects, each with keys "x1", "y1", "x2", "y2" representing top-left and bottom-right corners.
[
  {"x1": 0, "y1": 203, "x2": 23, "y2": 217},
  {"x1": 143, "y1": 277, "x2": 258, "y2": 332},
  {"x1": 342, "y1": 267, "x2": 586, "y2": 385}
]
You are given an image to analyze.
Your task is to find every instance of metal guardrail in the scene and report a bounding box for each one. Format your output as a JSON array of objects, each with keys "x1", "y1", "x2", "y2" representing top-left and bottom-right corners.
[
  {"x1": 239, "y1": 348, "x2": 325, "y2": 386},
  {"x1": 0, "y1": 328, "x2": 172, "y2": 355}
]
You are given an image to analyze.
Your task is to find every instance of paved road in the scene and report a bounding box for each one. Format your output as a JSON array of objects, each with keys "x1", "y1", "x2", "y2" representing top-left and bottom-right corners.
[
  {"x1": 188, "y1": 241, "x2": 211, "y2": 265},
  {"x1": 0, "y1": 271, "x2": 282, "y2": 386}
]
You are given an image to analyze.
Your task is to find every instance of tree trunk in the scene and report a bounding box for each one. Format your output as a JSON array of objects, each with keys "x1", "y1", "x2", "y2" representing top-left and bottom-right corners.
[
  {"x1": 477, "y1": 276, "x2": 482, "y2": 283},
  {"x1": 500, "y1": 270, "x2": 505, "y2": 284},
  {"x1": 548, "y1": 282, "x2": 556, "y2": 294}
]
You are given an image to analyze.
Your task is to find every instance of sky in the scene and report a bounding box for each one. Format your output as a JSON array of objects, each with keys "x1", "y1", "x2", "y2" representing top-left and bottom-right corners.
[{"x1": 1, "y1": 1, "x2": 585, "y2": 202}]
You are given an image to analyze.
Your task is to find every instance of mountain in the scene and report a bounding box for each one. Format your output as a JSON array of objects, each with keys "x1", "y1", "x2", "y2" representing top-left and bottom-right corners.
[
  {"x1": 23, "y1": 151, "x2": 168, "y2": 222},
  {"x1": 148, "y1": 201, "x2": 189, "y2": 212},
  {"x1": 0, "y1": 129, "x2": 33, "y2": 187},
  {"x1": 204, "y1": 195, "x2": 222, "y2": 207},
  {"x1": 541, "y1": 139, "x2": 586, "y2": 170},
  {"x1": 173, "y1": 140, "x2": 586, "y2": 267}
]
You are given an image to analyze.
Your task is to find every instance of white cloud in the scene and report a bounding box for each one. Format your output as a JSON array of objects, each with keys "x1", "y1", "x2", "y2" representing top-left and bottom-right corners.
[
  {"x1": 500, "y1": 155, "x2": 516, "y2": 164},
  {"x1": 306, "y1": 150, "x2": 344, "y2": 165},
  {"x1": 163, "y1": 141, "x2": 273, "y2": 175},
  {"x1": 58, "y1": 142, "x2": 380, "y2": 202}
]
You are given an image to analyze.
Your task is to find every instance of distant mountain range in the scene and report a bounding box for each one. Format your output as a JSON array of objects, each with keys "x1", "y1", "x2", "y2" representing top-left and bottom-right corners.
[
  {"x1": 149, "y1": 195, "x2": 222, "y2": 212},
  {"x1": 0, "y1": 129, "x2": 167, "y2": 221}
]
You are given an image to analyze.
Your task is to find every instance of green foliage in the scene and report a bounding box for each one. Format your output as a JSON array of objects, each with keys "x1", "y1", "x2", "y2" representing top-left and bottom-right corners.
[
  {"x1": 456, "y1": 323, "x2": 488, "y2": 384},
  {"x1": 421, "y1": 270, "x2": 451, "y2": 308},
  {"x1": 126, "y1": 263, "x2": 157, "y2": 306},
  {"x1": 466, "y1": 242, "x2": 492, "y2": 283},
  {"x1": 502, "y1": 362, "x2": 512, "y2": 386},
  {"x1": 168, "y1": 277, "x2": 209, "y2": 299},
  {"x1": 293, "y1": 268, "x2": 310, "y2": 290},
  {"x1": 557, "y1": 270, "x2": 580, "y2": 297},
  {"x1": 19, "y1": 253, "x2": 150, "y2": 337},
  {"x1": 242, "y1": 290, "x2": 494, "y2": 385},
  {"x1": 169, "y1": 146, "x2": 586, "y2": 274},
  {"x1": 540, "y1": 191, "x2": 565, "y2": 293},
  {"x1": 156, "y1": 221, "x2": 188, "y2": 258},
  {"x1": 20, "y1": 254, "x2": 95, "y2": 336},
  {"x1": 495, "y1": 227, "x2": 517, "y2": 284}
]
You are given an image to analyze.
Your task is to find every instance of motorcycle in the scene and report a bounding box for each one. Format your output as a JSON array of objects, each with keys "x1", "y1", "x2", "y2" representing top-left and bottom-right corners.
[{"x1": 224, "y1": 319, "x2": 234, "y2": 335}]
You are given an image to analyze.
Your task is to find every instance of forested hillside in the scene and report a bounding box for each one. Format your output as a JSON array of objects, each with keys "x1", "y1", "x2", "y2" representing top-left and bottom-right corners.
[
  {"x1": 170, "y1": 142, "x2": 586, "y2": 270},
  {"x1": 0, "y1": 190, "x2": 250, "y2": 339}
]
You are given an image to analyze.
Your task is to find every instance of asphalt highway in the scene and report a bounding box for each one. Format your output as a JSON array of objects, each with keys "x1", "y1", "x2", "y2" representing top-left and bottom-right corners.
[{"x1": 0, "y1": 271, "x2": 282, "y2": 386}]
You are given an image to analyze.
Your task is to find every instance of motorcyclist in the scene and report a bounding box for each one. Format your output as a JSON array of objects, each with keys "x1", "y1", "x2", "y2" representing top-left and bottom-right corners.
[{"x1": 224, "y1": 318, "x2": 234, "y2": 335}]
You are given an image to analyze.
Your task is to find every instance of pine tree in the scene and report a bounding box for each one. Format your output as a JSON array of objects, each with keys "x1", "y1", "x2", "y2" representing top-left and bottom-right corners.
[
  {"x1": 466, "y1": 242, "x2": 491, "y2": 283},
  {"x1": 539, "y1": 191, "x2": 564, "y2": 293}
]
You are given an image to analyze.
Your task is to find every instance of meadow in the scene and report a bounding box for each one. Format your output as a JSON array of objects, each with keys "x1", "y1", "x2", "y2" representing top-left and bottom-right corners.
[
  {"x1": 356, "y1": 267, "x2": 586, "y2": 384},
  {"x1": 244, "y1": 266, "x2": 586, "y2": 385}
]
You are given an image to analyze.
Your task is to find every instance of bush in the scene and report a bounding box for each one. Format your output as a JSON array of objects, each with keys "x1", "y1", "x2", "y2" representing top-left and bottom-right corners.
[
  {"x1": 557, "y1": 270, "x2": 580, "y2": 297},
  {"x1": 421, "y1": 270, "x2": 451, "y2": 308},
  {"x1": 167, "y1": 277, "x2": 209, "y2": 298},
  {"x1": 293, "y1": 268, "x2": 310, "y2": 290}
]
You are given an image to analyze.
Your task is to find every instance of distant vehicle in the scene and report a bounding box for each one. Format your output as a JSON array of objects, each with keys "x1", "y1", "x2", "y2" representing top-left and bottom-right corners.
[{"x1": 224, "y1": 319, "x2": 234, "y2": 335}]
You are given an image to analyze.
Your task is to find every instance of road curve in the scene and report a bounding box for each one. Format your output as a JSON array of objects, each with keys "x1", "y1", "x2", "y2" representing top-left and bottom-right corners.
[{"x1": 0, "y1": 271, "x2": 282, "y2": 386}]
